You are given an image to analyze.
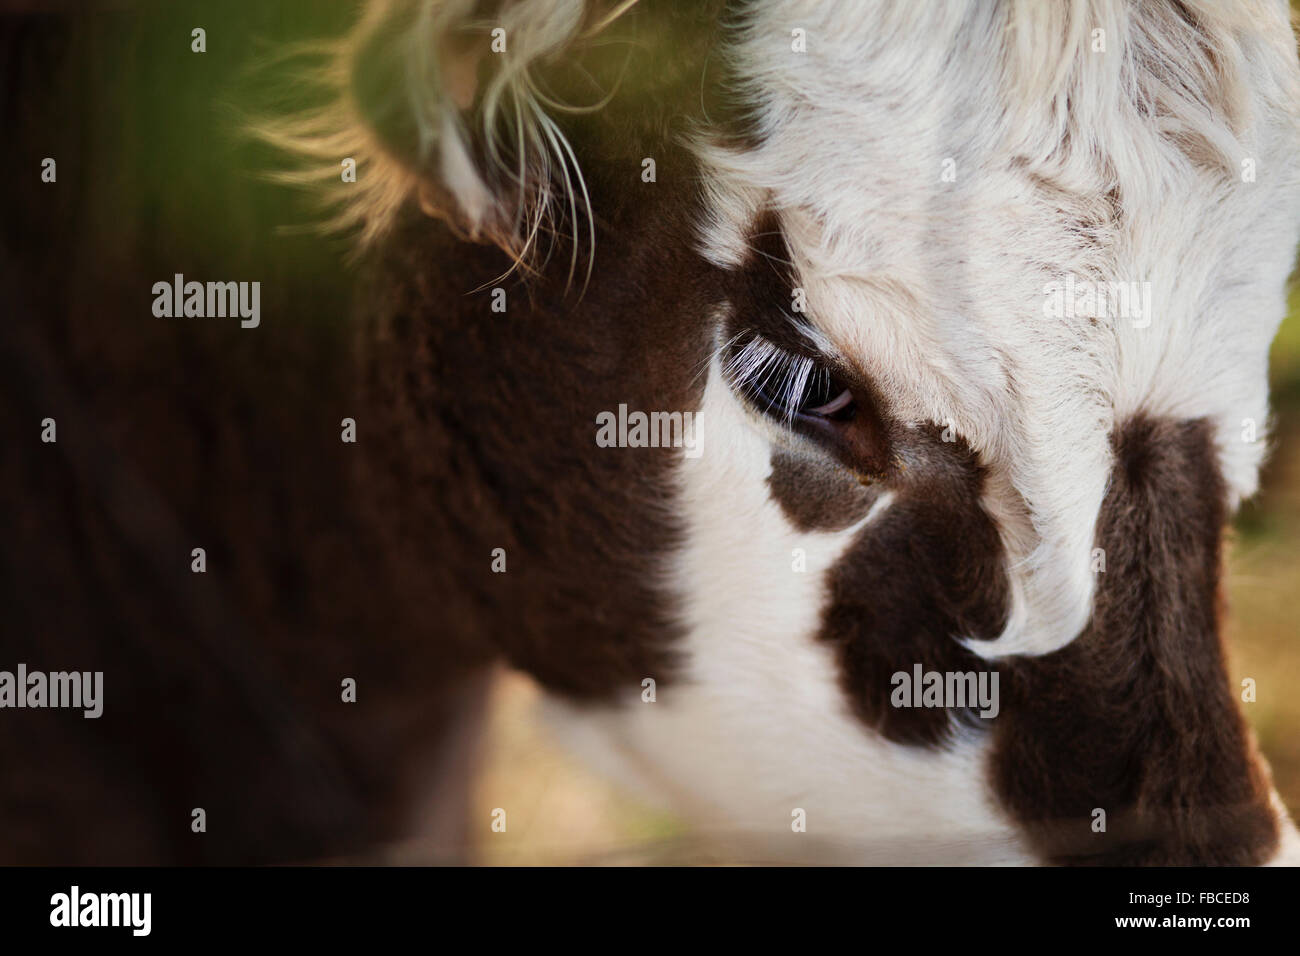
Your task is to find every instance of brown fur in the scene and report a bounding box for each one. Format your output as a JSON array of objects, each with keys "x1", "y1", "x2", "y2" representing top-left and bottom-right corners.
[
  {"x1": 767, "y1": 449, "x2": 880, "y2": 533},
  {"x1": 990, "y1": 416, "x2": 1278, "y2": 864},
  {"x1": 0, "y1": 0, "x2": 728, "y2": 863},
  {"x1": 815, "y1": 424, "x2": 1010, "y2": 745}
]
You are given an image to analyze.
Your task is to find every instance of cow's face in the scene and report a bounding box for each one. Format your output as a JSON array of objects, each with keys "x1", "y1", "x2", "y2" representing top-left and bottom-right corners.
[{"x1": 277, "y1": 0, "x2": 1300, "y2": 863}]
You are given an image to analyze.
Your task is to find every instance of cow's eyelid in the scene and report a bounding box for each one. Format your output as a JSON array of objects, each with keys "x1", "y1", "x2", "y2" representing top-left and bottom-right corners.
[{"x1": 723, "y1": 331, "x2": 854, "y2": 426}]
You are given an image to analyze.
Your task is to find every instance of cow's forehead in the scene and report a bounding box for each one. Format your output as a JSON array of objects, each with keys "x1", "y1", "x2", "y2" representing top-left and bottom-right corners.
[{"x1": 699, "y1": 1, "x2": 1298, "y2": 420}]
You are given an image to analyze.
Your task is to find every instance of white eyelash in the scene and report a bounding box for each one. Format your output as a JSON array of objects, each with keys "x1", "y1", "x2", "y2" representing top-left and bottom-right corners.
[{"x1": 721, "y1": 333, "x2": 824, "y2": 426}]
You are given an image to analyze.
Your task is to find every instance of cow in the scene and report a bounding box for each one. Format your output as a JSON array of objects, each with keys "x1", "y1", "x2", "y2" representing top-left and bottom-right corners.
[{"x1": 3, "y1": 0, "x2": 1300, "y2": 865}]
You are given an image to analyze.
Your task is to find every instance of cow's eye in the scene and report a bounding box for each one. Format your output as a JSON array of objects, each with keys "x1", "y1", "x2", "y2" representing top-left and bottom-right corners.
[
  {"x1": 723, "y1": 330, "x2": 892, "y2": 477},
  {"x1": 724, "y1": 333, "x2": 856, "y2": 426},
  {"x1": 756, "y1": 369, "x2": 855, "y2": 421}
]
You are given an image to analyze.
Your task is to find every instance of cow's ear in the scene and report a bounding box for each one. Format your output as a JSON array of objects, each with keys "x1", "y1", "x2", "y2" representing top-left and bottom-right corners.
[{"x1": 343, "y1": 0, "x2": 593, "y2": 254}]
